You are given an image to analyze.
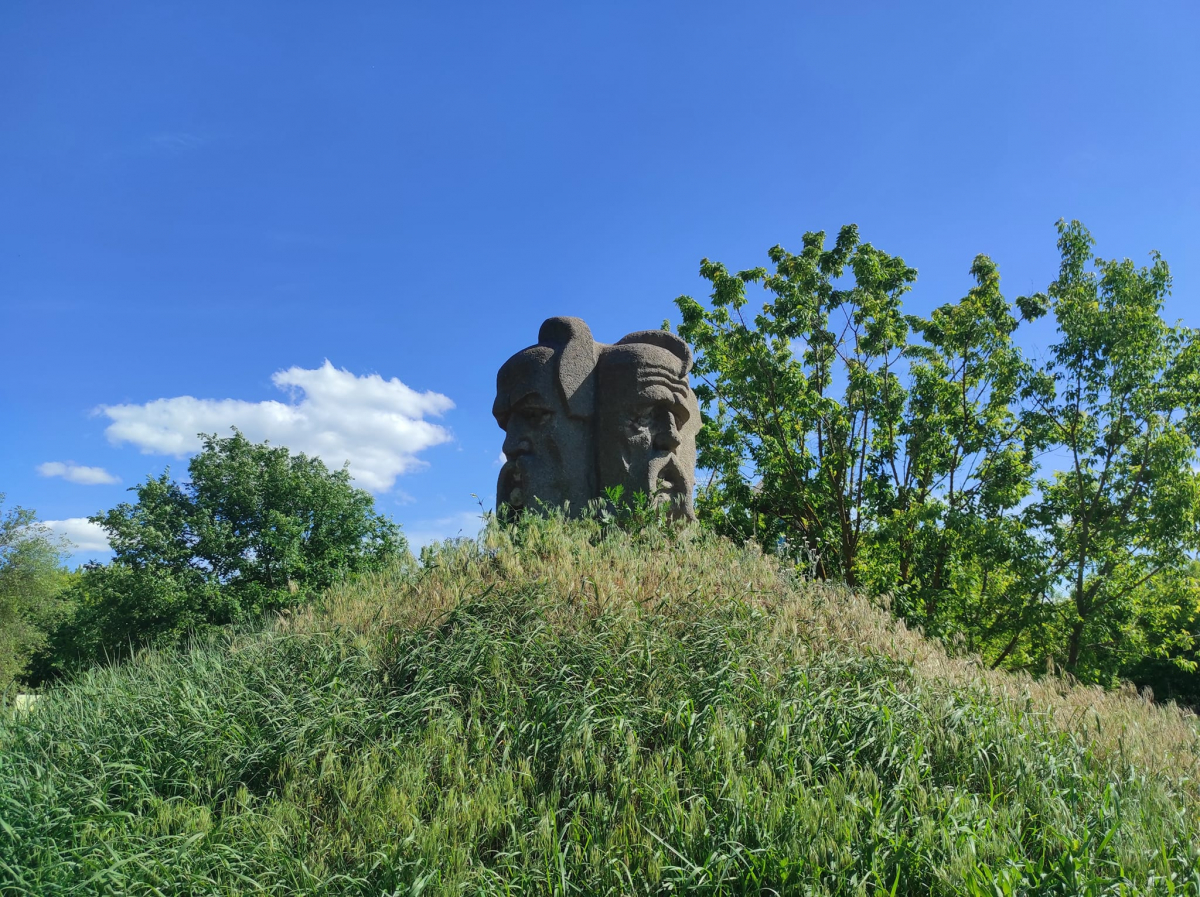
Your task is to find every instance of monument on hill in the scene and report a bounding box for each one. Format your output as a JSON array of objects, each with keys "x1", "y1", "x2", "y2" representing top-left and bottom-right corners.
[{"x1": 493, "y1": 316, "x2": 699, "y2": 520}]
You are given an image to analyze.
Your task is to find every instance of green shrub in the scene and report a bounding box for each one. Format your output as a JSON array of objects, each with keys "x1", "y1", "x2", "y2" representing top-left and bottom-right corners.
[
  {"x1": 0, "y1": 498, "x2": 70, "y2": 696},
  {"x1": 30, "y1": 431, "x2": 406, "y2": 681}
]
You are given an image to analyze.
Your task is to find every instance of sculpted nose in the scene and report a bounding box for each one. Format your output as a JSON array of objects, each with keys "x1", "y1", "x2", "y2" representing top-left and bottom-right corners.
[
  {"x1": 503, "y1": 431, "x2": 532, "y2": 456},
  {"x1": 653, "y1": 412, "x2": 681, "y2": 452}
]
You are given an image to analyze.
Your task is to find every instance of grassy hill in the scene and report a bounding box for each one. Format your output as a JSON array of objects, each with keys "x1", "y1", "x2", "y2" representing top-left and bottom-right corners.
[{"x1": 3, "y1": 515, "x2": 1199, "y2": 895}]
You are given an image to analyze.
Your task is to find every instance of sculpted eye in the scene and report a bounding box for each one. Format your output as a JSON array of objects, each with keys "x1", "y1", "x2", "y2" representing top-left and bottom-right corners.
[
  {"x1": 519, "y1": 407, "x2": 552, "y2": 425},
  {"x1": 623, "y1": 406, "x2": 655, "y2": 434}
]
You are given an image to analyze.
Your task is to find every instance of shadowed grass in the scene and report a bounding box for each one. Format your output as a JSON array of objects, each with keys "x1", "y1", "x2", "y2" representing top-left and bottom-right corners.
[{"x1": 2, "y1": 514, "x2": 1199, "y2": 894}]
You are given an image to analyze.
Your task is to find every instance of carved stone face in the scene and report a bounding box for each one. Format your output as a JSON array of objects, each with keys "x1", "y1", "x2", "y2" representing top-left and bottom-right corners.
[
  {"x1": 596, "y1": 342, "x2": 699, "y2": 520},
  {"x1": 493, "y1": 344, "x2": 595, "y2": 515},
  {"x1": 493, "y1": 318, "x2": 698, "y2": 522}
]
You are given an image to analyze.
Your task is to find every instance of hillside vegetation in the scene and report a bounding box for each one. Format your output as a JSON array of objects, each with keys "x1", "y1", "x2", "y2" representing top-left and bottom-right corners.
[{"x1": 3, "y1": 515, "x2": 1200, "y2": 895}]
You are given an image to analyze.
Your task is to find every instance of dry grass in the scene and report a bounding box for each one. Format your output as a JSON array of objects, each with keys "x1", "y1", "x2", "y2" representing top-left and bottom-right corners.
[{"x1": 302, "y1": 514, "x2": 1200, "y2": 789}]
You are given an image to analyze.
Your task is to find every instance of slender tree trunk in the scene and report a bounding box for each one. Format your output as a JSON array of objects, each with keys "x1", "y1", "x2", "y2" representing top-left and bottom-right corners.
[
  {"x1": 927, "y1": 546, "x2": 947, "y2": 624},
  {"x1": 991, "y1": 627, "x2": 1023, "y2": 670},
  {"x1": 1066, "y1": 618, "x2": 1084, "y2": 672}
]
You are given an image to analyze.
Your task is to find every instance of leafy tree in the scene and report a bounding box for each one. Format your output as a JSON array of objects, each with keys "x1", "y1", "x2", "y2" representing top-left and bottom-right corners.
[
  {"x1": 35, "y1": 431, "x2": 405, "y2": 678},
  {"x1": 675, "y1": 225, "x2": 916, "y2": 585},
  {"x1": 1020, "y1": 221, "x2": 1200, "y2": 681},
  {"x1": 673, "y1": 227, "x2": 1037, "y2": 630},
  {"x1": 0, "y1": 497, "x2": 70, "y2": 694},
  {"x1": 674, "y1": 221, "x2": 1200, "y2": 690},
  {"x1": 860, "y1": 254, "x2": 1043, "y2": 649}
]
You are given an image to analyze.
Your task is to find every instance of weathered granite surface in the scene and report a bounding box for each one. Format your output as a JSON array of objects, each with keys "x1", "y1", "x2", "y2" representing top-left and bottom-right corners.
[{"x1": 493, "y1": 317, "x2": 698, "y2": 520}]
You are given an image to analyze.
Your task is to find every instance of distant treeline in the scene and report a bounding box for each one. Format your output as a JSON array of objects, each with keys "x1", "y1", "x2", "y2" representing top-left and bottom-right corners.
[{"x1": 675, "y1": 220, "x2": 1200, "y2": 698}]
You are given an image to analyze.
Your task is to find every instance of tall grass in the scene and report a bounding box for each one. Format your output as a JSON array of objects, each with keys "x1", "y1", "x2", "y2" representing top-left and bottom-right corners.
[{"x1": 2, "y1": 515, "x2": 1199, "y2": 894}]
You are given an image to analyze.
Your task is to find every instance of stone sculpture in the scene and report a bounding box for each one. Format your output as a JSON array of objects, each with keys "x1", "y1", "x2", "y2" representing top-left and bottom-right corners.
[
  {"x1": 493, "y1": 317, "x2": 699, "y2": 520},
  {"x1": 493, "y1": 317, "x2": 598, "y2": 516}
]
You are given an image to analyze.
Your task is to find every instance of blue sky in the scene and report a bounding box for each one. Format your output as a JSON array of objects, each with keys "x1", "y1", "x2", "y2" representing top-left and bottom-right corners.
[{"x1": 2, "y1": 1, "x2": 1198, "y2": 563}]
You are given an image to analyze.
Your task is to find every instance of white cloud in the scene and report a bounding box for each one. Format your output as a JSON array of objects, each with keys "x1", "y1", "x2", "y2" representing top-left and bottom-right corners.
[
  {"x1": 37, "y1": 461, "x2": 120, "y2": 485},
  {"x1": 99, "y1": 361, "x2": 454, "y2": 492},
  {"x1": 404, "y1": 510, "x2": 485, "y2": 549},
  {"x1": 44, "y1": 518, "x2": 111, "y2": 553}
]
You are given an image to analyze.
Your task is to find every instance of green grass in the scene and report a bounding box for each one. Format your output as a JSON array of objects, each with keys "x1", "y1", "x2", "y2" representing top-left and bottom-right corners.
[{"x1": 3, "y1": 515, "x2": 1200, "y2": 895}]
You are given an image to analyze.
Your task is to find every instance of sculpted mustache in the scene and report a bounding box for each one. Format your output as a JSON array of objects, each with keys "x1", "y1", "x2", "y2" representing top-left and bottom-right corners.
[
  {"x1": 646, "y1": 453, "x2": 684, "y2": 488},
  {"x1": 498, "y1": 460, "x2": 526, "y2": 508}
]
